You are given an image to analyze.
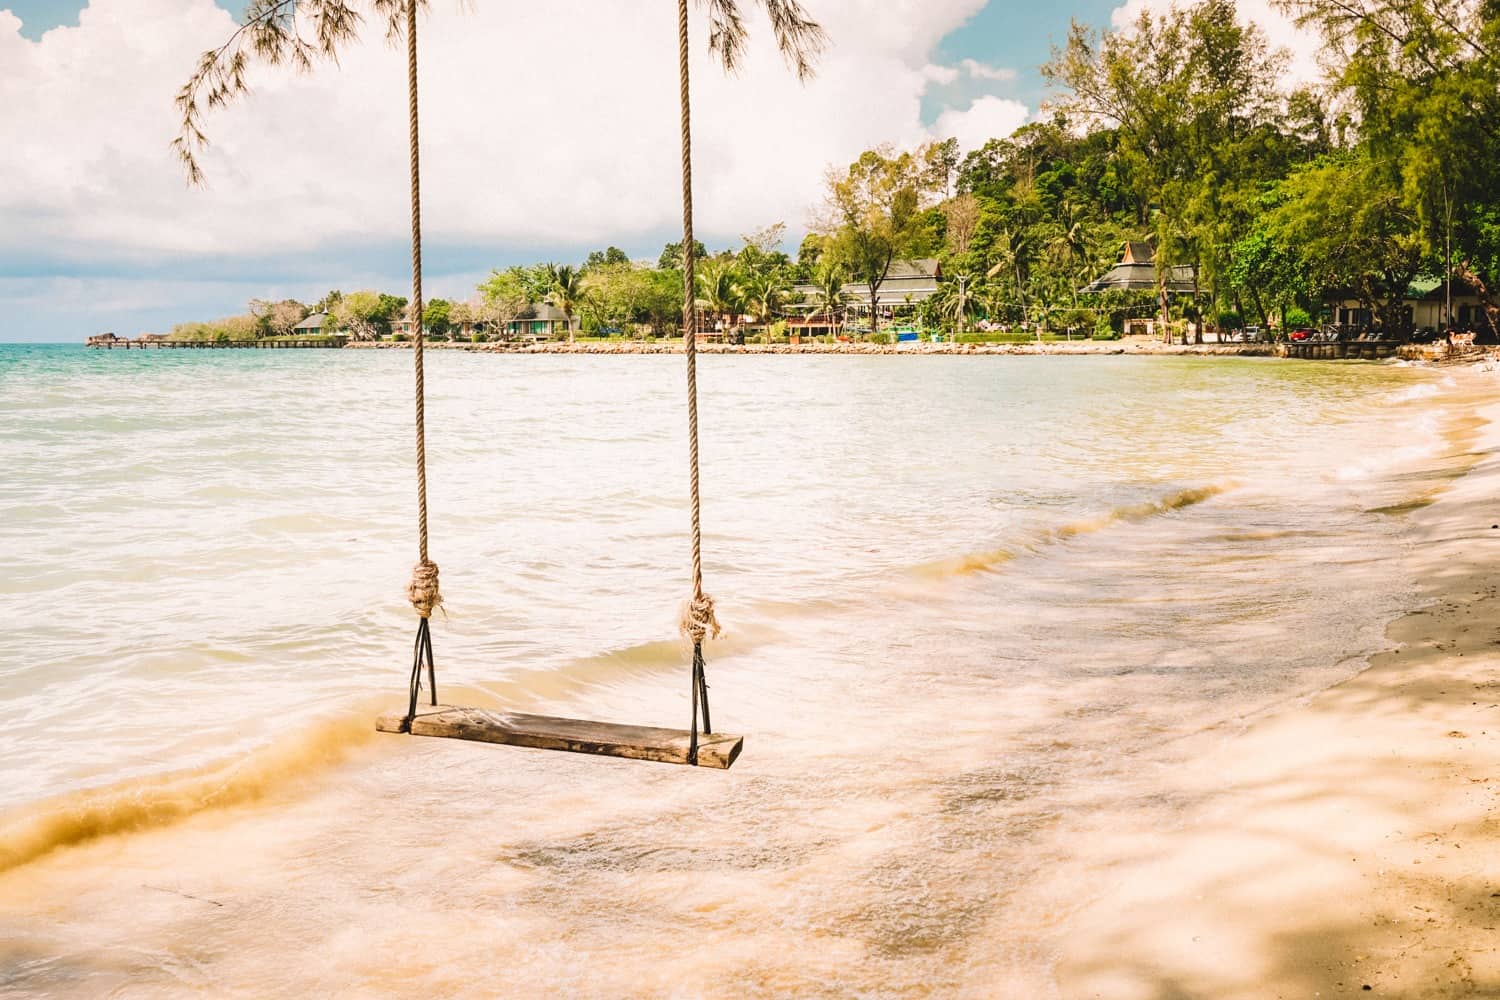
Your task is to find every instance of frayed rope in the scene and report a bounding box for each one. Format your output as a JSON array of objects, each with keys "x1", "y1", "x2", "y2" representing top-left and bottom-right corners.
[
  {"x1": 407, "y1": 559, "x2": 443, "y2": 619},
  {"x1": 679, "y1": 593, "x2": 722, "y2": 643}
]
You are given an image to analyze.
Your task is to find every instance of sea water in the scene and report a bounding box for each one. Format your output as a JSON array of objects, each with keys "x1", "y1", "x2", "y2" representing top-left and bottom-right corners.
[{"x1": 0, "y1": 344, "x2": 1470, "y2": 996}]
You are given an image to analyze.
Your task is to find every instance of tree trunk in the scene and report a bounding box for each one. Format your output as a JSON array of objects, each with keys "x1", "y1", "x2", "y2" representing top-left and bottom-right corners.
[
  {"x1": 1014, "y1": 264, "x2": 1029, "y2": 327},
  {"x1": 1244, "y1": 287, "x2": 1267, "y2": 328}
]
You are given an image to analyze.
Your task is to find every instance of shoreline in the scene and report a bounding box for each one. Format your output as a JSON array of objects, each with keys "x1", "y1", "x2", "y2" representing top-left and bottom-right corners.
[
  {"x1": 2, "y1": 358, "x2": 1495, "y2": 995},
  {"x1": 1050, "y1": 369, "x2": 1500, "y2": 997},
  {"x1": 345, "y1": 337, "x2": 1280, "y2": 357}
]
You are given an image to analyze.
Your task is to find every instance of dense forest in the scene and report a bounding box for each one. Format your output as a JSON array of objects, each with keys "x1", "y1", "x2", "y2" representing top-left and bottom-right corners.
[{"x1": 164, "y1": 0, "x2": 1500, "y2": 344}]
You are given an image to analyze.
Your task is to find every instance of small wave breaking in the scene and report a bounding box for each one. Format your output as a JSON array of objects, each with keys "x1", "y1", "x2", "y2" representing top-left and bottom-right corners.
[
  {"x1": 0, "y1": 709, "x2": 379, "y2": 875},
  {"x1": 913, "y1": 482, "x2": 1235, "y2": 578}
]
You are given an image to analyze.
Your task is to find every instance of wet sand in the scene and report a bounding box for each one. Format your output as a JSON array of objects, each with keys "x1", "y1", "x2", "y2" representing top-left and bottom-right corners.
[
  {"x1": 1053, "y1": 374, "x2": 1500, "y2": 998},
  {"x1": 3, "y1": 354, "x2": 1497, "y2": 997}
]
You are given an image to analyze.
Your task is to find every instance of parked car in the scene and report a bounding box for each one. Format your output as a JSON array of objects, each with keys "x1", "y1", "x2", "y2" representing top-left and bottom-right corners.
[{"x1": 1289, "y1": 328, "x2": 1312, "y2": 341}]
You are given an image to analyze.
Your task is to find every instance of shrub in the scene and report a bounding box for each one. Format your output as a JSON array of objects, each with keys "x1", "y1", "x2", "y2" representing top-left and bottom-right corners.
[
  {"x1": 1218, "y1": 310, "x2": 1244, "y2": 331},
  {"x1": 393, "y1": 333, "x2": 409, "y2": 343},
  {"x1": 869, "y1": 332, "x2": 893, "y2": 345},
  {"x1": 1284, "y1": 306, "x2": 1313, "y2": 328},
  {"x1": 1093, "y1": 315, "x2": 1120, "y2": 340}
]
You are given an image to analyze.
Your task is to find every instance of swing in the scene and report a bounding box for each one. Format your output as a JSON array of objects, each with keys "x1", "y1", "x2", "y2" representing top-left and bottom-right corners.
[{"x1": 375, "y1": 1, "x2": 740, "y2": 768}]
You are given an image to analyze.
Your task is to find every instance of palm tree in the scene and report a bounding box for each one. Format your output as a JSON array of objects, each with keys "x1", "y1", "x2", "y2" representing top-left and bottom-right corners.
[
  {"x1": 933, "y1": 273, "x2": 976, "y2": 336},
  {"x1": 811, "y1": 261, "x2": 847, "y2": 339},
  {"x1": 743, "y1": 270, "x2": 789, "y2": 337},
  {"x1": 988, "y1": 227, "x2": 1036, "y2": 330},
  {"x1": 1051, "y1": 204, "x2": 1093, "y2": 311},
  {"x1": 694, "y1": 257, "x2": 745, "y2": 334},
  {"x1": 546, "y1": 263, "x2": 585, "y2": 343}
]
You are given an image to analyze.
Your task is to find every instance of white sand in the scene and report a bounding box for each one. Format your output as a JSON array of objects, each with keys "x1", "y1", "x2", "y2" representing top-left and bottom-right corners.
[{"x1": 1054, "y1": 382, "x2": 1500, "y2": 998}]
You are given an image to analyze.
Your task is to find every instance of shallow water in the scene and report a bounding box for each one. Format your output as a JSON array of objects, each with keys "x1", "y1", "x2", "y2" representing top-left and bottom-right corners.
[{"x1": 0, "y1": 345, "x2": 1470, "y2": 996}]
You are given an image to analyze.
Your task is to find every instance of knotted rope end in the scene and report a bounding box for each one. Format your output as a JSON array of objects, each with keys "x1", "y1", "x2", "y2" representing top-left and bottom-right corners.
[
  {"x1": 679, "y1": 593, "x2": 722, "y2": 643},
  {"x1": 407, "y1": 559, "x2": 443, "y2": 619}
]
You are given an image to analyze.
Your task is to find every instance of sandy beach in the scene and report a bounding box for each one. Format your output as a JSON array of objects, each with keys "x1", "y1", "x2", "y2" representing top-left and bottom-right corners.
[
  {"x1": 1047, "y1": 371, "x2": 1500, "y2": 998},
  {"x1": 3, "y1": 350, "x2": 1498, "y2": 997}
]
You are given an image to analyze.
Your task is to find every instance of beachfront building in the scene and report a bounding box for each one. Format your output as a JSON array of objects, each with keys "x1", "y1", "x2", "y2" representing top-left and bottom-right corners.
[
  {"x1": 784, "y1": 312, "x2": 842, "y2": 339},
  {"x1": 788, "y1": 259, "x2": 942, "y2": 333},
  {"x1": 293, "y1": 312, "x2": 329, "y2": 336},
  {"x1": 1080, "y1": 241, "x2": 1197, "y2": 296},
  {"x1": 1325, "y1": 278, "x2": 1487, "y2": 335},
  {"x1": 1079, "y1": 241, "x2": 1198, "y2": 339},
  {"x1": 498, "y1": 303, "x2": 574, "y2": 341},
  {"x1": 86, "y1": 332, "x2": 123, "y2": 346}
]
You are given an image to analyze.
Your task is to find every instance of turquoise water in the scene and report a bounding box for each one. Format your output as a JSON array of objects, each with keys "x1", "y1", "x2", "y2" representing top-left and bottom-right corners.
[{"x1": 0, "y1": 343, "x2": 1461, "y2": 995}]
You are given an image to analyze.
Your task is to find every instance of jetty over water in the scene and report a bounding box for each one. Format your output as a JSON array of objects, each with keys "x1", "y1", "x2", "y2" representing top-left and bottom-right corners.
[
  {"x1": 86, "y1": 333, "x2": 348, "y2": 350},
  {"x1": 1279, "y1": 339, "x2": 1402, "y2": 360}
]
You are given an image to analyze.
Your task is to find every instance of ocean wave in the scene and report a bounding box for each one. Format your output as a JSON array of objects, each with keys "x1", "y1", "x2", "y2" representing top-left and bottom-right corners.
[
  {"x1": 0, "y1": 483, "x2": 1234, "y2": 874},
  {"x1": 912, "y1": 482, "x2": 1235, "y2": 578},
  {"x1": 0, "y1": 708, "x2": 380, "y2": 875}
]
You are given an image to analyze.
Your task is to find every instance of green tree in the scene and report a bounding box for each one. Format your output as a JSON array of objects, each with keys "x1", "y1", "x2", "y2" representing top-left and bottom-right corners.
[
  {"x1": 585, "y1": 246, "x2": 632, "y2": 270},
  {"x1": 659, "y1": 239, "x2": 708, "y2": 271},
  {"x1": 477, "y1": 269, "x2": 531, "y2": 340},
  {"x1": 641, "y1": 267, "x2": 686, "y2": 336},
  {"x1": 819, "y1": 146, "x2": 931, "y2": 336},
  {"x1": 423, "y1": 298, "x2": 454, "y2": 339},
  {"x1": 250, "y1": 298, "x2": 309, "y2": 337},
  {"x1": 1264, "y1": 152, "x2": 1424, "y2": 332},
  {"x1": 329, "y1": 289, "x2": 404, "y2": 341},
  {"x1": 742, "y1": 269, "x2": 791, "y2": 332},
  {"x1": 810, "y1": 259, "x2": 848, "y2": 336},
  {"x1": 545, "y1": 263, "x2": 584, "y2": 342},
  {"x1": 1287, "y1": 0, "x2": 1500, "y2": 333},
  {"x1": 694, "y1": 257, "x2": 746, "y2": 332}
]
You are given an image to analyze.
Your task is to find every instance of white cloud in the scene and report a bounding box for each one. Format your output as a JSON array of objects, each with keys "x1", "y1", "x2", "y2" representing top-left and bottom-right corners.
[
  {"x1": 0, "y1": 0, "x2": 1007, "y2": 274},
  {"x1": 959, "y1": 58, "x2": 1015, "y2": 82},
  {"x1": 922, "y1": 63, "x2": 962, "y2": 86},
  {"x1": 933, "y1": 95, "x2": 1029, "y2": 153},
  {"x1": 1109, "y1": 0, "x2": 1324, "y2": 87}
]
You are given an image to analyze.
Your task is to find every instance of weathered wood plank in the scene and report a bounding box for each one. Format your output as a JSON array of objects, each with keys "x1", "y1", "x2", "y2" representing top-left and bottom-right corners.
[{"x1": 375, "y1": 704, "x2": 743, "y2": 769}]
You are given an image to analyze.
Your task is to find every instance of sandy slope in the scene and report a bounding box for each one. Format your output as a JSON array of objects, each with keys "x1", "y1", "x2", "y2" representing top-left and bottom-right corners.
[{"x1": 1054, "y1": 383, "x2": 1500, "y2": 999}]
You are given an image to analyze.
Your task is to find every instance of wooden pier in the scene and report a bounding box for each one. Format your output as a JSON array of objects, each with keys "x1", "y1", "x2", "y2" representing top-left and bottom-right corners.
[
  {"x1": 87, "y1": 336, "x2": 348, "y2": 350},
  {"x1": 1279, "y1": 339, "x2": 1402, "y2": 360}
]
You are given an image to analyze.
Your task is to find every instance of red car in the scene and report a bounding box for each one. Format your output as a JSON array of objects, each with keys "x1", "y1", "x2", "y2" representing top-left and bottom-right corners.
[{"x1": 1289, "y1": 328, "x2": 1313, "y2": 341}]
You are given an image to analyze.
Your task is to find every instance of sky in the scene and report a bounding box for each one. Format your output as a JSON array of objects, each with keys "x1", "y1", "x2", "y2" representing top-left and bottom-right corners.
[{"x1": 0, "y1": 0, "x2": 1307, "y2": 341}]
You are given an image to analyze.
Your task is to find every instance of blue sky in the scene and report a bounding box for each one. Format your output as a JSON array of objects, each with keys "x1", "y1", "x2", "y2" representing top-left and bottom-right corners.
[{"x1": 0, "y1": 0, "x2": 1131, "y2": 342}]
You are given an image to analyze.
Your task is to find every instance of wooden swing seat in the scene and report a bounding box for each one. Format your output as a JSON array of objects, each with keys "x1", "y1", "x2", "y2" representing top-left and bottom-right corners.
[{"x1": 376, "y1": 703, "x2": 743, "y2": 769}]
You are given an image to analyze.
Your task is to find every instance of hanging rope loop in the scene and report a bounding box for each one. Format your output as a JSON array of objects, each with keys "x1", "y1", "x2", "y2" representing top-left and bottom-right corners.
[
  {"x1": 407, "y1": 559, "x2": 442, "y2": 619},
  {"x1": 679, "y1": 593, "x2": 721, "y2": 643}
]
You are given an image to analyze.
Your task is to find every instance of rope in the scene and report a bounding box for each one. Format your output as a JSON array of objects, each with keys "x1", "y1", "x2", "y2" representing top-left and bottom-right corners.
[
  {"x1": 404, "y1": 0, "x2": 441, "y2": 622},
  {"x1": 677, "y1": 0, "x2": 718, "y2": 766},
  {"x1": 401, "y1": 0, "x2": 438, "y2": 731},
  {"x1": 679, "y1": 594, "x2": 721, "y2": 643},
  {"x1": 677, "y1": 0, "x2": 706, "y2": 606}
]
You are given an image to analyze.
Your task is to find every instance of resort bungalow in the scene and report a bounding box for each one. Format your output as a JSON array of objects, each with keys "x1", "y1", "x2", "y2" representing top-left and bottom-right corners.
[
  {"x1": 1325, "y1": 277, "x2": 1488, "y2": 335},
  {"x1": 789, "y1": 259, "x2": 943, "y2": 331},
  {"x1": 86, "y1": 332, "x2": 123, "y2": 347},
  {"x1": 294, "y1": 312, "x2": 329, "y2": 336},
  {"x1": 1079, "y1": 241, "x2": 1198, "y2": 337},
  {"x1": 499, "y1": 303, "x2": 575, "y2": 341},
  {"x1": 1080, "y1": 241, "x2": 1197, "y2": 296},
  {"x1": 784, "y1": 312, "x2": 843, "y2": 338}
]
